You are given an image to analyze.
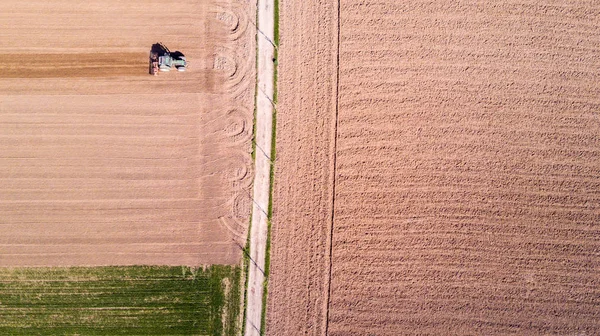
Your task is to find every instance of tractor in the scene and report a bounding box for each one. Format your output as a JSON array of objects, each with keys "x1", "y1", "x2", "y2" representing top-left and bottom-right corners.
[{"x1": 149, "y1": 42, "x2": 187, "y2": 75}]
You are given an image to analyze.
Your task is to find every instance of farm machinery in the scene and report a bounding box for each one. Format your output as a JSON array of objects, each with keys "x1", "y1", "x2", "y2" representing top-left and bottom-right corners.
[{"x1": 149, "y1": 42, "x2": 187, "y2": 75}]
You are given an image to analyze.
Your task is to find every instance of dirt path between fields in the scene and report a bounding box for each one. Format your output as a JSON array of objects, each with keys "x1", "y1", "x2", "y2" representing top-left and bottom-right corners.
[{"x1": 244, "y1": 0, "x2": 274, "y2": 334}]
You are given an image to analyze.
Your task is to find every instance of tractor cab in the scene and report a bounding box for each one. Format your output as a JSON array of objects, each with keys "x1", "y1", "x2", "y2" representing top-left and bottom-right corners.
[{"x1": 149, "y1": 43, "x2": 187, "y2": 75}]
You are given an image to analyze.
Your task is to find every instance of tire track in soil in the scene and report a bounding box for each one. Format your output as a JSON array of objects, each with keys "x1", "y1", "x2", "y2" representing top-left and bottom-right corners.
[
  {"x1": 212, "y1": 0, "x2": 256, "y2": 247},
  {"x1": 0, "y1": 53, "x2": 148, "y2": 78},
  {"x1": 325, "y1": 0, "x2": 341, "y2": 334}
]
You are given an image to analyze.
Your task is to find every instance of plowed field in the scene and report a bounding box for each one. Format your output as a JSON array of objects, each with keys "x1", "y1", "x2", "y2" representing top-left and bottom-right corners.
[
  {"x1": 0, "y1": 0, "x2": 255, "y2": 266},
  {"x1": 266, "y1": 0, "x2": 338, "y2": 334},
  {"x1": 269, "y1": 1, "x2": 600, "y2": 335}
]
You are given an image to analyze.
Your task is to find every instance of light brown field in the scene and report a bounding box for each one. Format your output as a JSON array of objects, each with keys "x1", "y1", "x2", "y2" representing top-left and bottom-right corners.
[
  {"x1": 265, "y1": 0, "x2": 338, "y2": 333},
  {"x1": 265, "y1": 0, "x2": 338, "y2": 334},
  {"x1": 269, "y1": 0, "x2": 600, "y2": 335},
  {"x1": 0, "y1": 0, "x2": 255, "y2": 266}
]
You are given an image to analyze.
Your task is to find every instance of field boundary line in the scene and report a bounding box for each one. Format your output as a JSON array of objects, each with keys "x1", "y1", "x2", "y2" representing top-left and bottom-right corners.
[{"x1": 324, "y1": 0, "x2": 341, "y2": 334}]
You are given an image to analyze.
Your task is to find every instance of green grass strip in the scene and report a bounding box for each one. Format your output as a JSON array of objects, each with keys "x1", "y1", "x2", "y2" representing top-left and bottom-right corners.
[{"x1": 240, "y1": 214, "x2": 252, "y2": 336}]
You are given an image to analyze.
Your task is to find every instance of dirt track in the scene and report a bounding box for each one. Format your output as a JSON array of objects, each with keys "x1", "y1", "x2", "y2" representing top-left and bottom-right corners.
[
  {"x1": 0, "y1": 0, "x2": 255, "y2": 266},
  {"x1": 244, "y1": 0, "x2": 275, "y2": 334},
  {"x1": 269, "y1": 0, "x2": 600, "y2": 334}
]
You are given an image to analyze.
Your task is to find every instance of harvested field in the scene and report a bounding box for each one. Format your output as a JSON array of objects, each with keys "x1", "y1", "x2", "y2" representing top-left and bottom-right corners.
[
  {"x1": 0, "y1": 265, "x2": 240, "y2": 335},
  {"x1": 0, "y1": 0, "x2": 255, "y2": 266},
  {"x1": 269, "y1": 0, "x2": 600, "y2": 335}
]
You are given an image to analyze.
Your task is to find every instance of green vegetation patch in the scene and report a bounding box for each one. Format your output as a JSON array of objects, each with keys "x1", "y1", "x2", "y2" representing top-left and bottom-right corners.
[{"x1": 0, "y1": 265, "x2": 240, "y2": 336}]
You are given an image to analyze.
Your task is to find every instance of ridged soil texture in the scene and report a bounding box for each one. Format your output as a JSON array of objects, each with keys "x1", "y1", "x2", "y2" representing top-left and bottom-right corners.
[{"x1": 0, "y1": 0, "x2": 255, "y2": 266}]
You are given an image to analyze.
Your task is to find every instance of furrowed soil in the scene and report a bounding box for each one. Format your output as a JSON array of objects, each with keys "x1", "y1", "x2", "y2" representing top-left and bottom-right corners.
[
  {"x1": 269, "y1": 1, "x2": 600, "y2": 335},
  {"x1": 0, "y1": 0, "x2": 255, "y2": 266},
  {"x1": 265, "y1": 0, "x2": 339, "y2": 335}
]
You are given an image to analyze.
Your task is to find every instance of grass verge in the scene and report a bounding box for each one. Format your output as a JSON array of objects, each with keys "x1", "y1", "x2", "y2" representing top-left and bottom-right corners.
[
  {"x1": 0, "y1": 265, "x2": 240, "y2": 336},
  {"x1": 240, "y1": 214, "x2": 252, "y2": 336}
]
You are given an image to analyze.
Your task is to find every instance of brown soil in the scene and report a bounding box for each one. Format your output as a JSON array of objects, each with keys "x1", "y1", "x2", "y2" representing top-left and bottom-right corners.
[
  {"x1": 269, "y1": 1, "x2": 600, "y2": 335},
  {"x1": 266, "y1": 1, "x2": 339, "y2": 334},
  {"x1": 0, "y1": 0, "x2": 255, "y2": 266},
  {"x1": 0, "y1": 53, "x2": 148, "y2": 78}
]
